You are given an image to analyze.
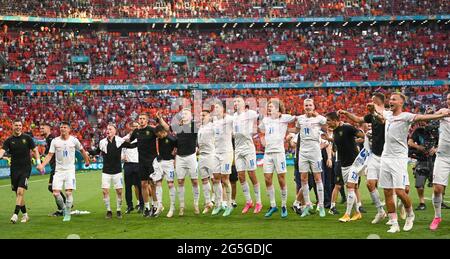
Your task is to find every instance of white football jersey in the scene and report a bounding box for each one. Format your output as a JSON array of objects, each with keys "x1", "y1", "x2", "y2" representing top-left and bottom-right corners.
[
  {"x1": 49, "y1": 136, "x2": 84, "y2": 173},
  {"x1": 296, "y1": 114, "x2": 327, "y2": 159},
  {"x1": 198, "y1": 122, "x2": 215, "y2": 155},
  {"x1": 213, "y1": 115, "x2": 234, "y2": 154},
  {"x1": 233, "y1": 110, "x2": 258, "y2": 154},
  {"x1": 382, "y1": 111, "x2": 416, "y2": 158},
  {"x1": 122, "y1": 139, "x2": 138, "y2": 163},
  {"x1": 437, "y1": 116, "x2": 450, "y2": 156},
  {"x1": 260, "y1": 114, "x2": 295, "y2": 153}
]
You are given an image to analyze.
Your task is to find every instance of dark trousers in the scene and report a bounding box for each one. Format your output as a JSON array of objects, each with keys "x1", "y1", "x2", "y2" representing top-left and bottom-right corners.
[
  {"x1": 124, "y1": 163, "x2": 144, "y2": 208},
  {"x1": 330, "y1": 160, "x2": 346, "y2": 200},
  {"x1": 322, "y1": 161, "x2": 332, "y2": 207}
]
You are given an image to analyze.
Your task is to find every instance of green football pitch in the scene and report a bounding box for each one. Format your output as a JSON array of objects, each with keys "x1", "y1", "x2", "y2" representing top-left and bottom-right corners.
[{"x1": 0, "y1": 167, "x2": 448, "y2": 239}]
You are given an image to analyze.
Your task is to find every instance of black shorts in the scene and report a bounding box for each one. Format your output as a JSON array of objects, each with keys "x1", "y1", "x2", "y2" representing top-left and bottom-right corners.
[
  {"x1": 11, "y1": 168, "x2": 31, "y2": 192},
  {"x1": 139, "y1": 162, "x2": 155, "y2": 181},
  {"x1": 230, "y1": 164, "x2": 238, "y2": 183},
  {"x1": 334, "y1": 161, "x2": 345, "y2": 186}
]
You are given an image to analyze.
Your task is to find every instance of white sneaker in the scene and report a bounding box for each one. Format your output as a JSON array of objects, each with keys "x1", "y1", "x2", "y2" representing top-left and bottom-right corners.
[
  {"x1": 194, "y1": 205, "x2": 200, "y2": 215},
  {"x1": 371, "y1": 211, "x2": 387, "y2": 224},
  {"x1": 179, "y1": 207, "x2": 185, "y2": 216},
  {"x1": 20, "y1": 214, "x2": 29, "y2": 223},
  {"x1": 387, "y1": 224, "x2": 401, "y2": 233},
  {"x1": 166, "y1": 208, "x2": 174, "y2": 218},
  {"x1": 202, "y1": 203, "x2": 212, "y2": 214},
  {"x1": 403, "y1": 214, "x2": 415, "y2": 231},
  {"x1": 10, "y1": 214, "x2": 18, "y2": 224},
  {"x1": 155, "y1": 206, "x2": 164, "y2": 217}
]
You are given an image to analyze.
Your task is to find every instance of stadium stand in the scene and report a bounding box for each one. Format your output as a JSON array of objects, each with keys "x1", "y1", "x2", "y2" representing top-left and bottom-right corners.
[
  {"x1": 0, "y1": 25, "x2": 448, "y2": 84},
  {"x1": 0, "y1": 0, "x2": 448, "y2": 18}
]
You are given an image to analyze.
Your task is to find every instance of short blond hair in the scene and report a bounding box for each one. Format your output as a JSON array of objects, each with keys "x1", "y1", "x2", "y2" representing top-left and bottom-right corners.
[{"x1": 391, "y1": 92, "x2": 407, "y2": 102}]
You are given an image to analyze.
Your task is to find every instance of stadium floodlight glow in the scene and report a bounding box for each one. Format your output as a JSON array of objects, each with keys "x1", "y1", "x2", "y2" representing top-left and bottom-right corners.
[
  {"x1": 357, "y1": 22, "x2": 363, "y2": 26},
  {"x1": 152, "y1": 23, "x2": 155, "y2": 28},
  {"x1": 389, "y1": 20, "x2": 394, "y2": 24},
  {"x1": 412, "y1": 20, "x2": 416, "y2": 23},
  {"x1": 445, "y1": 20, "x2": 449, "y2": 25},
  {"x1": 437, "y1": 20, "x2": 441, "y2": 23},
  {"x1": 264, "y1": 22, "x2": 269, "y2": 27},
  {"x1": 421, "y1": 20, "x2": 428, "y2": 25},
  {"x1": 370, "y1": 21, "x2": 376, "y2": 26},
  {"x1": 278, "y1": 23, "x2": 283, "y2": 27},
  {"x1": 187, "y1": 23, "x2": 191, "y2": 28},
  {"x1": 310, "y1": 22, "x2": 316, "y2": 27},
  {"x1": 223, "y1": 23, "x2": 227, "y2": 28},
  {"x1": 399, "y1": 21, "x2": 405, "y2": 25},
  {"x1": 342, "y1": 22, "x2": 348, "y2": 26},
  {"x1": 233, "y1": 23, "x2": 238, "y2": 28},
  {"x1": 175, "y1": 23, "x2": 179, "y2": 28},
  {"x1": 164, "y1": 23, "x2": 167, "y2": 29},
  {"x1": 296, "y1": 22, "x2": 301, "y2": 27},
  {"x1": 324, "y1": 22, "x2": 329, "y2": 27},
  {"x1": 249, "y1": 23, "x2": 255, "y2": 28}
]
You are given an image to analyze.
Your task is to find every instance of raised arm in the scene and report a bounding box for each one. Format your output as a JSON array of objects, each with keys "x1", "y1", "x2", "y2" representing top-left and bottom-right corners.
[
  {"x1": 156, "y1": 111, "x2": 170, "y2": 131},
  {"x1": 338, "y1": 110, "x2": 364, "y2": 124},
  {"x1": 414, "y1": 111, "x2": 450, "y2": 122}
]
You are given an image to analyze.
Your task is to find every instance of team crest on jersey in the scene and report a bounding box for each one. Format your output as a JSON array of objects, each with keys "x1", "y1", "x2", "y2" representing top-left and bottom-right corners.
[
  {"x1": 146, "y1": 131, "x2": 150, "y2": 135},
  {"x1": 339, "y1": 131, "x2": 343, "y2": 136},
  {"x1": 165, "y1": 139, "x2": 169, "y2": 144},
  {"x1": 22, "y1": 139, "x2": 27, "y2": 144}
]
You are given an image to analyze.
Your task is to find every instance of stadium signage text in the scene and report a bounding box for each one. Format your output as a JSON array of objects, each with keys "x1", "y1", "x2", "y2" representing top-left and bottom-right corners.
[{"x1": 1, "y1": 80, "x2": 448, "y2": 91}]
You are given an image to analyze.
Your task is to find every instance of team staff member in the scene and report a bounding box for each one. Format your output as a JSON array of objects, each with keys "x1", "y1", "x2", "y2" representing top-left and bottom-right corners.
[
  {"x1": 152, "y1": 125, "x2": 177, "y2": 217},
  {"x1": 339, "y1": 93, "x2": 387, "y2": 223},
  {"x1": 325, "y1": 112, "x2": 365, "y2": 222},
  {"x1": 122, "y1": 121, "x2": 144, "y2": 214},
  {"x1": 129, "y1": 112, "x2": 170, "y2": 217},
  {"x1": 98, "y1": 124, "x2": 137, "y2": 219},
  {"x1": 172, "y1": 109, "x2": 199, "y2": 216},
  {"x1": 0, "y1": 119, "x2": 41, "y2": 224}
]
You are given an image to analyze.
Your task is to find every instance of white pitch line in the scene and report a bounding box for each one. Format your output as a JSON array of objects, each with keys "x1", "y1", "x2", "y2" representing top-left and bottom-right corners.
[
  {"x1": 0, "y1": 178, "x2": 48, "y2": 188},
  {"x1": 0, "y1": 172, "x2": 93, "y2": 188}
]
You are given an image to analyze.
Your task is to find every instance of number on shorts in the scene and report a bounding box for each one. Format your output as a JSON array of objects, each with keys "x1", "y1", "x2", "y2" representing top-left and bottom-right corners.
[
  {"x1": 169, "y1": 171, "x2": 174, "y2": 179},
  {"x1": 281, "y1": 162, "x2": 285, "y2": 170},
  {"x1": 268, "y1": 127, "x2": 274, "y2": 134}
]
